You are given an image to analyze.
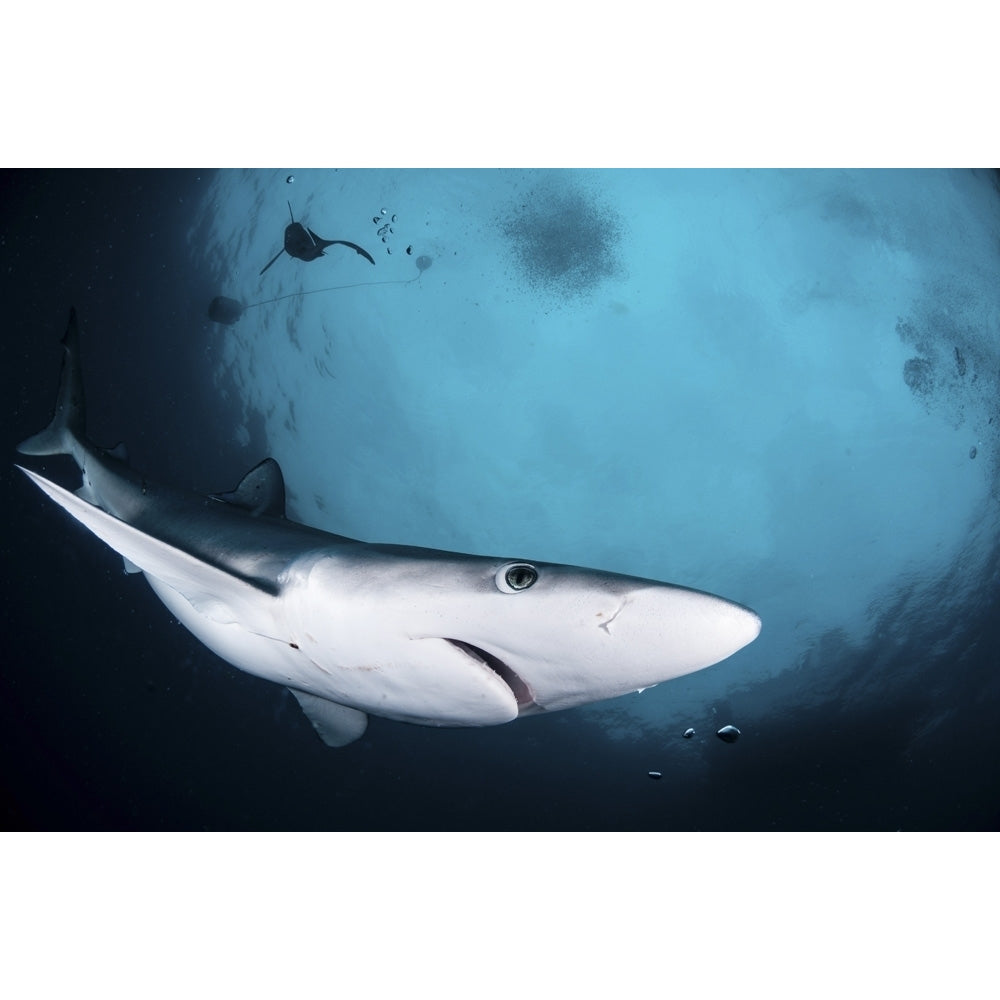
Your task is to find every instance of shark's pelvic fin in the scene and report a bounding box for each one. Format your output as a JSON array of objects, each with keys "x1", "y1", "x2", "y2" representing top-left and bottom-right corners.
[
  {"x1": 212, "y1": 458, "x2": 287, "y2": 517},
  {"x1": 288, "y1": 689, "x2": 369, "y2": 747},
  {"x1": 17, "y1": 307, "x2": 86, "y2": 458}
]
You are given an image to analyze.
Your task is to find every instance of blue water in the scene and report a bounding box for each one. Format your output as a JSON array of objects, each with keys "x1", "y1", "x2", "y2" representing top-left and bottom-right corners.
[{"x1": 2, "y1": 168, "x2": 998, "y2": 830}]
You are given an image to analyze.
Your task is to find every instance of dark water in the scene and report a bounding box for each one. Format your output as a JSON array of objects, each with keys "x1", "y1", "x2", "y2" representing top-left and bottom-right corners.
[{"x1": 2, "y1": 168, "x2": 998, "y2": 831}]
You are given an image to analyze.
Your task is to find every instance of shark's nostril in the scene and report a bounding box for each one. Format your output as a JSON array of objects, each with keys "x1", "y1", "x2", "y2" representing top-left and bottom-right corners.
[{"x1": 445, "y1": 639, "x2": 535, "y2": 708}]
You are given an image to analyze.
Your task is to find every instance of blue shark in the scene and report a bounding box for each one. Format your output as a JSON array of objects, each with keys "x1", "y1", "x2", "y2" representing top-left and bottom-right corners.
[{"x1": 16, "y1": 309, "x2": 760, "y2": 746}]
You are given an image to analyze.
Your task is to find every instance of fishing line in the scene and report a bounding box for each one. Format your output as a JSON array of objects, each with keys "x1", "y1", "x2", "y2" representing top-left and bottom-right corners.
[{"x1": 208, "y1": 255, "x2": 434, "y2": 326}]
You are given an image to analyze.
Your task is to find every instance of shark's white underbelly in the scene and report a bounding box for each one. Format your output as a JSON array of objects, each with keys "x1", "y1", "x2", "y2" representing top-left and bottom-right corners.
[{"x1": 146, "y1": 571, "x2": 520, "y2": 728}]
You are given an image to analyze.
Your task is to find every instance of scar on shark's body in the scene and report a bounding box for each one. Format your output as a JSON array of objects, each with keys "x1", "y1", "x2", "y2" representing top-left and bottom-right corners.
[{"x1": 598, "y1": 598, "x2": 629, "y2": 634}]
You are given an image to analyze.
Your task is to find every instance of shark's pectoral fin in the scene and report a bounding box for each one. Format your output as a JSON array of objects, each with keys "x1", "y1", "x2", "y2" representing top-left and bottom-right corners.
[
  {"x1": 17, "y1": 466, "x2": 277, "y2": 606},
  {"x1": 288, "y1": 689, "x2": 368, "y2": 747},
  {"x1": 259, "y1": 248, "x2": 285, "y2": 276}
]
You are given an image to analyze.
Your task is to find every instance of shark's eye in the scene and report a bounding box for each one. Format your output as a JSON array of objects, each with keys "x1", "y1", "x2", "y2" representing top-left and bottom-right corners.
[{"x1": 496, "y1": 562, "x2": 538, "y2": 593}]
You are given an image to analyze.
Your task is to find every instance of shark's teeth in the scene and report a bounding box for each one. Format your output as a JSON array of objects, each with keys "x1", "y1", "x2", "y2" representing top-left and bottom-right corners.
[{"x1": 444, "y1": 638, "x2": 535, "y2": 709}]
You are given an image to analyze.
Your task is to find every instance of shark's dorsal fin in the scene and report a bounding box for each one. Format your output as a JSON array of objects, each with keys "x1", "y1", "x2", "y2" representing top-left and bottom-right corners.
[
  {"x1": 288, "y1": 689, "x2": 368, "y2": 747},
  {"x1": 213, "y1": 458, "x2": 286, "y2": 517}
]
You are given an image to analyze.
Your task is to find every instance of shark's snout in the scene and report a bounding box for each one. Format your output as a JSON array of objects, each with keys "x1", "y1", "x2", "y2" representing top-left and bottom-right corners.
[
  {"x1": 622, "y1": 583, "x2": 762, "y2": 672},
  {"x1": 470, "y1": 579, "x2": 761, "y2": 714}
]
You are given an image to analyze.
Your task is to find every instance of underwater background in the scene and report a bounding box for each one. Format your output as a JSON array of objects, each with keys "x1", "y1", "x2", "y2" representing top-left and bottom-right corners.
[{"x1": 2, "y1": 167, "x2": 998, "y2": 831}]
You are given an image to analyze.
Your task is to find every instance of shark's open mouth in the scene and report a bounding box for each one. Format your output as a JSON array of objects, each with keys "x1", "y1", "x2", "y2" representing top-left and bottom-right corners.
[{"x1": 445, "y1": 639, "x2": 535, "y2": 709}]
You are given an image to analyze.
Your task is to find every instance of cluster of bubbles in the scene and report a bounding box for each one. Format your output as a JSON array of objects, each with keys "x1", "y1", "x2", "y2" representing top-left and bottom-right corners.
[
  {"x1": 646, "y1": 724, "x2": 741, "y2": 778},
  {"x1": 370, "y1": 207, "x2": 415, "y2": 257}
]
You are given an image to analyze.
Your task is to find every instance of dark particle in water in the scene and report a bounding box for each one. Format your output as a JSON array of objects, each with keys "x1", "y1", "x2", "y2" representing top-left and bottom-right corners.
[
  {"x1": 406, "y1": 245, "x2": 413, "y2": 255},
  {"x1": 716, "y1": 725, "x2": 741, "y2": 743},
  {"x1": 497, "y1": 179, "x2": 625, "y2": 300},
  {"x1": 391, "y1": 214, "x2": 397, "y2": 223},
  {"x1": 372, "y1": 216, "x2": 380, "y2": 224},
  {"x1": 970, "y1": 446, "x2": 977, "y2": 459},
  {"x1": 208, "y1": 296, "x2": 246, "y2": 325},
  {"x1": 683, "y1": 728, "x2": 695, "y2": 739},
  {"x1": 903, "y1": 357, "x2": 934, "y2": 397},
  {"x1": 286, "y1": 175, "x2": 295, "y2": 184}
]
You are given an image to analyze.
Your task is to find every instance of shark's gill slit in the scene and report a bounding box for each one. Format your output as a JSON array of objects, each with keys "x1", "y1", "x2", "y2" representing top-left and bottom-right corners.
[{"x1": 445, "y1": 639, "x2": 535, "y2": 708}]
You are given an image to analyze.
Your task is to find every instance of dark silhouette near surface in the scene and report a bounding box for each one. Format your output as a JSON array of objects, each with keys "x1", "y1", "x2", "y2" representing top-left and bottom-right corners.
[{"x1": 260, "y1": 202, "x2": 375, "y2": 275}]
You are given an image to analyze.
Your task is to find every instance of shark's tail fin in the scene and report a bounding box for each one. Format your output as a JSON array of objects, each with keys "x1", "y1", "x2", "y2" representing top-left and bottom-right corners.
[{"x1": 17, "y1": 307, "x2": 86, "y2": 458}]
